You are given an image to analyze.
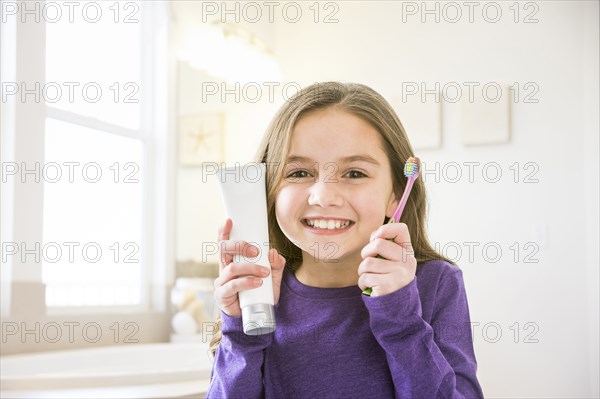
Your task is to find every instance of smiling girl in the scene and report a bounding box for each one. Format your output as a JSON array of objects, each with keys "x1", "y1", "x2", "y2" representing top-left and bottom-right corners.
[{"x1": 207, "y1": 82, "x2": 484, "y2": 398}]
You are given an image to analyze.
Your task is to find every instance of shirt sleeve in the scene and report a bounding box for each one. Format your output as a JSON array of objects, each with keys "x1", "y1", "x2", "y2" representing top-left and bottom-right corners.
[
  {"x1": 363, "y1": 268, "x2": 484, "y2": 399},
  {"x1": 205, "y1": 312, "x2": 272, "y2": 399}
]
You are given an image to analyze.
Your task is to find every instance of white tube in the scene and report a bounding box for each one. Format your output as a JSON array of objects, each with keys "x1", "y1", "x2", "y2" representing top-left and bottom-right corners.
[{"x1": 216, "y1": 163, "x2": 275, "y2": 335}]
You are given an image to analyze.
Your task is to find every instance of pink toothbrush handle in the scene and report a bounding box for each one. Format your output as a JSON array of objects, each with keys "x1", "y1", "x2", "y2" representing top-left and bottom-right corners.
[
  {"x1": 391, "y1": 176, "x2": 416, "y2": 223},
  {"x1": 361, "y1": 176, "x2": 417, "y2": 296}
]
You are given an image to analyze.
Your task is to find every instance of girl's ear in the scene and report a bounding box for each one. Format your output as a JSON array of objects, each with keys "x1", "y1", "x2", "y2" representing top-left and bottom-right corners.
[{"x1": 385, "y1": 192, "x2": 399, "y2": 218}]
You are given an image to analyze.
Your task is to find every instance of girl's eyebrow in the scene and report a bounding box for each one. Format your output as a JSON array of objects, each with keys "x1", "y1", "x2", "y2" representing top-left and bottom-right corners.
[
  {"x1": 339, "y1": 155, "x2": 381, "y2": 166},
  {"x1": 286, "y1": 154, "x2": 380, "y2": 166}
]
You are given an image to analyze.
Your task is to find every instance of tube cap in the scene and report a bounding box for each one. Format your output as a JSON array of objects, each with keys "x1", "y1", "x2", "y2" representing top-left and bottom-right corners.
[{"x1": 241, "y1": 303, "x2": 276, "y2": 335}]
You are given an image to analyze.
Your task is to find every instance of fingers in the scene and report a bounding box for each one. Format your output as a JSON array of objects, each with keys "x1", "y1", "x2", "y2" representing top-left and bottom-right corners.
[
  {"x1": 215, "y1": 276, "x2": 263, "y2": 309},
  {"x1": 217, "y1": 262, "x2": 270, "y2": 285},
  {"x1": 215, "y1": 218, "x2": 290, "y2": 315},
  {"x1": 217, "y1": 219, "x2": 262, "y2": 270},
  {"x1": 361, "y1": 236, "x2": 414, "y2": 262},
  {"x1": 215, "y1": 248, "x2": 286, "y2": 297},
  {"x1": 357, "y1": 256, "x2": 416, "y2": 294},
  {"x1": 218, "y1": 241, "x2": 262, "y2": 273},
  {"x1": 357, "y1": 256, "x2": 398, "y2": 277},
  {"x1": 217, "y1": 218, "x2": 232, "y2": 242},
  {"x1": 218, "y1": 219, "x2": 232, "y2": 269},
  {"x1": 357, "y1": 272, "x2": 414, "y2": 294},
  {"x1": 369, "y1": 222, "x2": 413, "y2": 249},
  {"x1": 214, "y1": 261, "x2": 270, "y2": 302},
  {"x1": 219, "y1": 240, "x2": 260, "y2": 259},
  {"x1": 216, "y1": 273, "x2": 264, "y2": 300},
  {"x1": 268, "y1": 248, "x2": 286, "y2": 272},
  {"x1": 358, "y1": 226, "x2": 417, "y2": 296}
]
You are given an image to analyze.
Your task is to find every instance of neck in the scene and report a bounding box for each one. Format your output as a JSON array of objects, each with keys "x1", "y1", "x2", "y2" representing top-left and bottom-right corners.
[{"x1": 295, "y1": 252, "x2": 361, "y2": 288}]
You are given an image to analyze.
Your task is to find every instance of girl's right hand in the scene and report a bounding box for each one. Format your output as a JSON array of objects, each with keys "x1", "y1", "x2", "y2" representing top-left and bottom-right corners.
[{"x1": 214, "y1": 218, "x2": 286, "y2": 318}]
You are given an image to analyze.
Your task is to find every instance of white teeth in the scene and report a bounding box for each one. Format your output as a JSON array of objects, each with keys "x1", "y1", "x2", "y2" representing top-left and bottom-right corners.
[{"x1": 305, "y1": 219, "x2": 351, "y2": 230}]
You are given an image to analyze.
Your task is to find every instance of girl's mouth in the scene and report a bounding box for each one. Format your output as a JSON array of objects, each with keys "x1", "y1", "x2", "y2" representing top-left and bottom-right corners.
[{"x1": 301, "y1": 218, "x2": 355, "y2": 234}]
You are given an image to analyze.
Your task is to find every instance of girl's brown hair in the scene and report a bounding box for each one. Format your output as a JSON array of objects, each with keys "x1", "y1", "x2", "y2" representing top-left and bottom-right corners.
[{"x1": 209, "y1": 82, "x2": 453, "y2": 356}]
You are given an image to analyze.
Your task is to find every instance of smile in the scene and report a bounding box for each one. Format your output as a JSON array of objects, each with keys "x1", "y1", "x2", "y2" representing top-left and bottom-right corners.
[{"x1": 302, "y1": 218, "x2": 354, "y2": 230}]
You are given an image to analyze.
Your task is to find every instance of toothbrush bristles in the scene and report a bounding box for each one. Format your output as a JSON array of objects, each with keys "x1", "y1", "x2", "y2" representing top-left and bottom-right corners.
[
  {"x1": 390, "y1": 156, "x2": 421, "y2": 223},
  {"x1": 404, "y1": 156, "x2": 420, "y2": 177}
]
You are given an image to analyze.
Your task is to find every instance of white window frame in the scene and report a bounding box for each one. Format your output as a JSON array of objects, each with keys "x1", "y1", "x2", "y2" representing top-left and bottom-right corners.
[
  {"x1": 0, "y1": 8, "x2": 17, "y2": 318},
  {"x1": 1, "y1": 1, "x2": 175, "y2": 317}
]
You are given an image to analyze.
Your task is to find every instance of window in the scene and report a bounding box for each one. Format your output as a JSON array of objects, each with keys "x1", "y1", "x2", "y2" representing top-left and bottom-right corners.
[
  {"x1": 0, "y1": 0, "x2": 171, "y2": 311},
  {"x1": 42, "y1": 1, "x2": 163, "y2": 307},
  {"x1": 42, "y1": 120, "x2": 144, "y2": 306},
  {"x1": 41, "y1": 1, "x2": 146, "y2": 307}
]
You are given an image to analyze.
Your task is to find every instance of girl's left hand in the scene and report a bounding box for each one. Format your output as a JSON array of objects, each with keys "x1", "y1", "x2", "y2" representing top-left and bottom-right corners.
[{"x1": 358, "y1": 222, "x2": 417, "y2": 297}]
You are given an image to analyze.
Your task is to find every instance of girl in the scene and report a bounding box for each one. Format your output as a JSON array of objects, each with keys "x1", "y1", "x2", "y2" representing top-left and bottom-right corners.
[{"x1": 207, "y1": 82, "x2": 484, "y2": 398}]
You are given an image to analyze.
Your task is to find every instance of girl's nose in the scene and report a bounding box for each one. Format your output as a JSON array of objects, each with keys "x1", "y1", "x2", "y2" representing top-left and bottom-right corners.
[{"x1": 307, "y1": 179, "x2": 344, "y2": 207}]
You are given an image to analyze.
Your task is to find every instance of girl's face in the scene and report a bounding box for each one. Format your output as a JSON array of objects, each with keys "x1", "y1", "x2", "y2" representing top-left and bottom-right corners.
[{"x1": 275, "y1": 107, "x2": 399, "y2": 266}]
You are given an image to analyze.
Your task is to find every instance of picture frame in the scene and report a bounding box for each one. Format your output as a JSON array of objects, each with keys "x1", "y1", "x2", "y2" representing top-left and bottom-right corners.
[
  {"x1": 460, "y1": 84, "x2": 511, "y2": 146},
  {"x1": 393, "y1": 94, "x2": 443, "y2": 150},
  {"x1": 178, "y1": 113, "x2": 225, "y2": 166}
]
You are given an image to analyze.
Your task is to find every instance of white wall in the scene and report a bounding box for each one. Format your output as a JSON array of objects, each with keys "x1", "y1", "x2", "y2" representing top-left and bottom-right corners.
[
  {"x1": 176, "y1": 1, "x2": 599, "y2": 397},
  {"x1": 176, "y1": 62, "x2": 282, "y2": 262},
  {"x1": 583, "y1": 0, "x2": 600, "y2": 394}
]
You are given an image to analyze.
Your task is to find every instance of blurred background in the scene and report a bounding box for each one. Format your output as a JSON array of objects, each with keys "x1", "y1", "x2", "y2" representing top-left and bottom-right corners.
[{"x1": 1, "y1": 1, "x2": 598, "y2": 398}]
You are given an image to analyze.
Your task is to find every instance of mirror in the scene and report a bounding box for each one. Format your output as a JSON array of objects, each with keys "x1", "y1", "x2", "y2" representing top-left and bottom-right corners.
[{"x1": 171, "y1": 2, "x2": 599, "y2": 398}]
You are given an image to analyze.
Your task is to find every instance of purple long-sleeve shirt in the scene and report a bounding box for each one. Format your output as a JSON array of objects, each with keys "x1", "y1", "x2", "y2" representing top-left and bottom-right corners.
[{"x1": 207, "y1": 259, "x2": 484, "y2": 398}]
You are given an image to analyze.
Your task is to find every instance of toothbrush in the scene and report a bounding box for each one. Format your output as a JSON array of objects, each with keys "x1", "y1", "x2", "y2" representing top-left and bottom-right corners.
[{"x1": 362, "y1": 157, "x2": 421, "y2": 296}]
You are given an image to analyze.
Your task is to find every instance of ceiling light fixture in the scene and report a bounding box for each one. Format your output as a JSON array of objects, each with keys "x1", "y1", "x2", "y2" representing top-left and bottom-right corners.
[{"x1": 177, "y1": 22, "x2": 282, "y2": 85}]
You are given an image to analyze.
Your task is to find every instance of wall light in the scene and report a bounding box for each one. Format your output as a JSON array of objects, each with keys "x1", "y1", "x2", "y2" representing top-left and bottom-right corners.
[{"x1": 176, "y1": 22, "x2": 282, "y2": 84}]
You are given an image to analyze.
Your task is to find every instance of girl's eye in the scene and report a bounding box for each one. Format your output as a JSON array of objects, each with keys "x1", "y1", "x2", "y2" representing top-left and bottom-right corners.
[
  {"x1": 286, "y1": 170, "x2": 311, "y2": 180},
  {"x1": 345, "y1": 170, "x2": 367, "y2": 179}
]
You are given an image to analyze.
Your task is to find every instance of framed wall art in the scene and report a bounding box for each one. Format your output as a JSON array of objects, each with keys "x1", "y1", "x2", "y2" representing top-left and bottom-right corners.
[{"x1": 178, "y1": 113, "x2": 225, "y2": 166}]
